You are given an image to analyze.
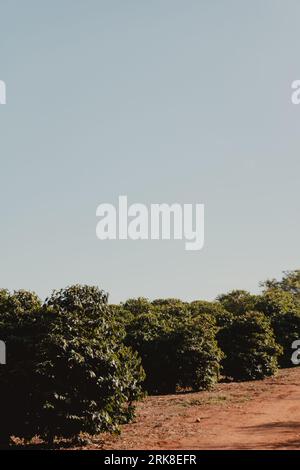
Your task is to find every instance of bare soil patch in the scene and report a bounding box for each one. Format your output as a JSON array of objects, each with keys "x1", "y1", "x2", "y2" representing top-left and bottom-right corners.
[{"x1": 89, "y1": 368, "x2": 300, "y2": 450}]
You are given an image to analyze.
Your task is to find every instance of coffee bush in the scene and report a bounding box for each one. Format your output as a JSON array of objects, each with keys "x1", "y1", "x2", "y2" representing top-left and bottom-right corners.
[
  {"x1": 126, "y1": 310, "x2": 222, "y2": 394},
  {"x1": 218, "y1": 311, "x2": 282, "y2": 381},
  {"x1": 0, "y1": 286, "x2": 145, "y2": 446}
]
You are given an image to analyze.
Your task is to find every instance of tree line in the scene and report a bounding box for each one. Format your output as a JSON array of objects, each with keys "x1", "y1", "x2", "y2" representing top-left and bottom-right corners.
[{"x1": 0, "y1": 270, "x2": 299, "y2": 447}]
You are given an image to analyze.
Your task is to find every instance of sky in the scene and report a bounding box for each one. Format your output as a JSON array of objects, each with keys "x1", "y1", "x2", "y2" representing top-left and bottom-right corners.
[{"x1": 0, "y1": 0, "x2": 299, "y2": 303}]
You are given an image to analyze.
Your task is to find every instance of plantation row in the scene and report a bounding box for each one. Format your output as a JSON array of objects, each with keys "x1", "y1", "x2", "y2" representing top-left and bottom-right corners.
[{"x1": 0, "y1": 270, "x2": 299, "y2": 447}]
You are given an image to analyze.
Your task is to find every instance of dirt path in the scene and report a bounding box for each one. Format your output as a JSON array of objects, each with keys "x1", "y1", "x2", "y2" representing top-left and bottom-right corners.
[{"x1": 89, "y1": 368, "x2": 300, "y2": 450}]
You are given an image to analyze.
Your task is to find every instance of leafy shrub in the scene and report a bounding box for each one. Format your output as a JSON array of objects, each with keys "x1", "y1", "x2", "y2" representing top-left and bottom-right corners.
[
  {"x1": 190, "y1": 300, "x2": 230, "y2": 325},
  {"x1": 152, "y1": 298, "x2": 187, "y2": 308},
  {"x1": 218, "y1": 311, "x2": 282, "y2": 381},
  {"x1": 122, "y1": 297, "x2": 151, "y2": 316},
  {"x1": 38, "y1": 286, "x2": 145, "y2": 443},
  {"x1": 254, "y1": 288, "x2": 300, "y2": 367},
  {"x1": 261, "y1": 270, "x2": 300, "y2": 304},
  {"x1": 152, "y1": 302, "x2": 190, "y2": 321},
  {"x1": 0, "y1": 292, "x2": 44, "y2": 447},
  {"x1": 217, "y1": 290, "x2": 258, "y2": 316},
  {"x1": 0, "y1": 288, "x2": 41, "y2": 316},
  {"x1": 0, "y1": 286, "x2": 145, "y2": 446},
  {"x1": 109, "y1": 303, "x2": 132, "y2": 326},
  {"x1": 126, "y1": 310, "x2": 222, "y2": 394},
  {"x1": 3, "y1": 274, "x2": 300, "y2": 447},
  {"x1": 268, "y1": 311, "x2": 300, "y2": 368},
  {"x1": 45, "y1": 284, "x2": 109, "y2": 316},
  {"x1": 256, "y1": 289, "x2": 298, "y2": 317}
]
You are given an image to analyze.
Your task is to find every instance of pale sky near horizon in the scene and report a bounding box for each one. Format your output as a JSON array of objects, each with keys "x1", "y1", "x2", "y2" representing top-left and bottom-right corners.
[{"x1": 0, "y1": 0, "x2": 299, "y2": 303}]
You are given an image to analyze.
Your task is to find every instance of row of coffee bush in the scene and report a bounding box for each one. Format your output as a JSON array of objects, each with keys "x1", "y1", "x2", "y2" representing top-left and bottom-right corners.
[
  {"x1": 0, "y1": 270, "x2": 299, "y2": 446},
  {"x1": 113, "y1": 287, "x2": 300, "y2": 393},
  {"x1": 0, "y1": 287, "x2": 145, "y2": 447}
]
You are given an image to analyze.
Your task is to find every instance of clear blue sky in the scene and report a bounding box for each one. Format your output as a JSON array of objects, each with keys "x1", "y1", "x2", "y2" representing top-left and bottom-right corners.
[{"x1": 0, "y1": 0, "x2": 299, "y2": 302}]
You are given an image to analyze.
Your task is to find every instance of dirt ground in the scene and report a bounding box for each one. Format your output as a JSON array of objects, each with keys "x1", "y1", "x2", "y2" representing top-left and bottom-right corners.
[{"x1": 84, "y1": 368, "x2": 300, "y2": 450}]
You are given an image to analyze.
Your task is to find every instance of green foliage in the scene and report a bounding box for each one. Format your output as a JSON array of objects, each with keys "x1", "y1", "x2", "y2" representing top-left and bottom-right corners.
[
  {"x1": 218, "y1": 311, "x2": 281, "y2": 381},
  {"x1": 256, "y1": 288, "x2": 298, "y2": 317},
  {"x1": 109, "y1": 304, "x2": 133, "y2": 326},
  {"x1": 37, "y1": 286, "x2": 145, "y2": 442},
  {"x1": 112, "y1": 297, "x2": 152, "y2": 328},
  {"x1": 255, "y1": 286, "x2": 300, "y2": 368},
  {"x1": 151, "y1": 298, "x2": 187, "y2": 308},
  {"x1": 261, "y1": 270, "x2": 300, "y2": 303},
  {"x1": 2, "y1": 272, "x2": 300, "y2": 446},
  {"x1": 45, "y1": 284, "x2": 109, "y2": 316},
  {"x1": 190, "y1": 300, "x2": 231, "y2": 326},
  {"x1": 152, "y1": 302, "x2": 190, "y2": 320},
  {"x1": 0, "y1": 286, "x2": 145, "y2": 446},
  {"x1": 126, "y1": 310, "x2": 222, "y2": 394},
  {"x1": 0, "y1": 288, "x2": 41, "y2": 316},
  {"x1": 121, "y1": 297, "x2": 151, "y2": 316},
  {"x1": 217, "y1": 290, "x2": 258, "y2": 316},
  {"x1": 270, "y1": 311, "x2": 300, "y2": 368},
  {"x1": 118, "y1": 297, "x2": 189, "y2": 326},
  {"x1": 0, "y1": 298, "x2": 46, "y2": 446}
]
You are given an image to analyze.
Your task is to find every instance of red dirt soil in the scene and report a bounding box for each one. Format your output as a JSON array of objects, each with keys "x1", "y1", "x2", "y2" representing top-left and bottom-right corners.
[{"x1": 88, "y1": 368, "x2": 300, "y2": 450}]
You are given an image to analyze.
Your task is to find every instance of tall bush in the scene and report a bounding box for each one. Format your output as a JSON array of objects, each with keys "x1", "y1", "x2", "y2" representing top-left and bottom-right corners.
[
  {"x1": 126, "y1": 310, "x2": 222, "y2": 394},
  {"x1": 255, "y1": 289, "x2": 300, "y2": 367},
  {"x1": 218, "y1": 311, "x2": 281, "y2": 381},
  {"x1": 0, "y1": 290, "x2": 44, "y2": 447},
  {"x1": 0, "y1": 286, "x2": 145, "y2": 446}
]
